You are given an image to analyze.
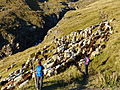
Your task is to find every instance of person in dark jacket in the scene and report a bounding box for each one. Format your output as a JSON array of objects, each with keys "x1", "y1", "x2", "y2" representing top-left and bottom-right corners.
[{"x1": 35, "y1": 60, "x2": 44, "y2": 90}]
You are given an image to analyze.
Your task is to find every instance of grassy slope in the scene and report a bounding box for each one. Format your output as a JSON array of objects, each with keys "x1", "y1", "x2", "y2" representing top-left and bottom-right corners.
[
  {"x1": 43, "y1": 0, "x2": 120, "y2": 88},
  {"x1": 0, "y1": 0, "x2": 120, "y2": 89}
]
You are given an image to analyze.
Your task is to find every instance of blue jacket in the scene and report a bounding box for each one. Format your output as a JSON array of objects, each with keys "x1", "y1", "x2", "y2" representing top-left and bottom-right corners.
[{"x1": 36, "y1": 65, "x2": 44, "y2": 77}]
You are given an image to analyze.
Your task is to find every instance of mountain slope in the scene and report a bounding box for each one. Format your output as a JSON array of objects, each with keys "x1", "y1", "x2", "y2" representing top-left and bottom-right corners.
[
  {"x1": 0, "y1": 0, "x2": 120, "y2": 89},
  {"x1": 0, "y1": 0, "x2": 73, "y2": 58}
]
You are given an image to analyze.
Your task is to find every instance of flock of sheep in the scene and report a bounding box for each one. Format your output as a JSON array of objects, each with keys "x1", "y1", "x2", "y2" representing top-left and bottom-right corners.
[{"x1": 0, "y1": 19, "x2": 114, "y2": 90}]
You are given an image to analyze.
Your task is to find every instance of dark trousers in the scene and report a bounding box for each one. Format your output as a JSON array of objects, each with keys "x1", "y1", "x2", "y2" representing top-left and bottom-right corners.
[
  {"x1": 36, "y1": 76, "x2": 43, "y2": 90},
  {"x1": 85, "y1": 64, "x2": 88, "y2": 75}
]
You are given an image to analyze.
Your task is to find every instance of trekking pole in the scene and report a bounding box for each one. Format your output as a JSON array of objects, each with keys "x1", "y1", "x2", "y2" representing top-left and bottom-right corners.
[{"x1": 32, "y1": 57, "x2": 37, "y2": 89}]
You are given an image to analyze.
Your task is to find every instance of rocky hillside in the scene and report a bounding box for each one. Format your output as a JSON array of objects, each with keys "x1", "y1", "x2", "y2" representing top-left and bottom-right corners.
[
  {"x1": 1, "y1": 0, "x2": 89, "y2": 58},
  {"x1": 0, "y1": 0, "x2": 120, "y2": 90}
]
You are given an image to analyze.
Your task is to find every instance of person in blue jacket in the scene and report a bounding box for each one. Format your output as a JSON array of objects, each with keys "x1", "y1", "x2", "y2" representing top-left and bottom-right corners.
[{"x1": 35, "y1": 60, "x2": 44, "y2": 90}]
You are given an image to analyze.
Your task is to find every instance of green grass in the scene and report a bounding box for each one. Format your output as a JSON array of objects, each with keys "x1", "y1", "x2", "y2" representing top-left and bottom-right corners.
[{"x1": 20, "y1": 66, "x2": 84, "y2": 90}]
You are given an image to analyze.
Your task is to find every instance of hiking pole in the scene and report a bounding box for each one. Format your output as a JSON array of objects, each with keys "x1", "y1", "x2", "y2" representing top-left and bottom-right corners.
[{"x1": 32, "y1": 56, "x2": 37, "y2": 89}]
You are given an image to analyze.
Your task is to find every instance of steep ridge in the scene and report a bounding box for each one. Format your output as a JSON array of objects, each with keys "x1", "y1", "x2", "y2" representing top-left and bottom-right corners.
[
  {"x1": 0, "y1": 0, "x2": 81, "y2": 59},
  {"x1": 0, "y1": 0, "x2": 120, "y2": 89}
]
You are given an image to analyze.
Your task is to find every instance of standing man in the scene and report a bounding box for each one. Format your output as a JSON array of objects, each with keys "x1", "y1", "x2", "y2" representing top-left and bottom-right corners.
[{"x1": 35, "y1": 60, "x2": 44, "y2": 90}]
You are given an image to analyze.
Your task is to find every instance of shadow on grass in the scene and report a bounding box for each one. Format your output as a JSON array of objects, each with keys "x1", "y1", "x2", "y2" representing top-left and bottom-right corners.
[
  {"x1": 42, "y1": 74, "x2": 89, "y2": 90},
  {"x1": 43, "y1": 80, "x2": 68, "y2": 90},
  {"x1": 70, "y1": 74, "x2": 89, "y2": 90}
]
